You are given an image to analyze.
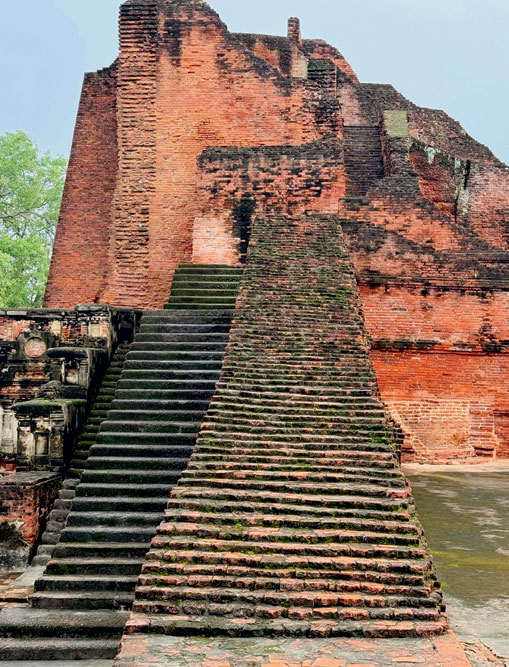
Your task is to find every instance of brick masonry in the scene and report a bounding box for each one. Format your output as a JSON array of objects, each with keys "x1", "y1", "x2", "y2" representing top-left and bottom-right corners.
[
  {"x1": 127, "y1": 214, "x2": 446, "y2": 638},
  {"x1": 43, "y1": 0, "x2": 509, "y2": 462}
]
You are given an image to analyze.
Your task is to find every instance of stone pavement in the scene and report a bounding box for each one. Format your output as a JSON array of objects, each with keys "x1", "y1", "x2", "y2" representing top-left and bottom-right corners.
[
  {"x1": 114, "y1": 631, "x2": 482, "y2": 666},
  {"x1": 0, "y1": 566, "x2": 45, "y2": 609},
  {"x1": 0, "y1": 573, "x2": 28, "y2": 609}
]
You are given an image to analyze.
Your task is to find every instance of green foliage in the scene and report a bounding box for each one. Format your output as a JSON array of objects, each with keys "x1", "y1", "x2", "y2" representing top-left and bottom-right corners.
[{"x1": 0, "y1": 131, "x2": 66, "y2": 307}]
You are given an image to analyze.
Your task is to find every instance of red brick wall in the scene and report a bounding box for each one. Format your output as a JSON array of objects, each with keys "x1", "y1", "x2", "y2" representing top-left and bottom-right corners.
[
  {"x1": 49, "y1": 1, "x2": 342, "y2": 309},
  {"x1": 142, "y1": 2, "x2": 328, "y2": 308},
  {"x1": 360, "y1": 283, "x2": 509, "y2": 349},
  {"x1": 370, "y1": 349, "x2": 509, "y2": 461},
  {"x1": 0, "y1": 474, "x2": 61, "y2": 546},
  {"x1": 196, "y1": 138, "x2": 345, "y2": 261},
  {"x1": 44, "y1": 66, "x2": 118, "y2": 308},
  {"x1": 358, "y1": 283, "x2": 509, "y2": 461}
]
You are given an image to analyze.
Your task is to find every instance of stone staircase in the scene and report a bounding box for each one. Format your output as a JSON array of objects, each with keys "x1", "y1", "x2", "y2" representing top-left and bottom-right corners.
[
  {"x1": 32, "y1": 343, "x2": 132, "y2": 568},
  {"x1": 344, "y1": 126, "x2": 384, "y2": 197},
  {"x1": 128, "y1": 216, "x2": 446, "y2": 639},
  {"x1": 0, "y1": 264, "x2": 241, "y2": 661}
]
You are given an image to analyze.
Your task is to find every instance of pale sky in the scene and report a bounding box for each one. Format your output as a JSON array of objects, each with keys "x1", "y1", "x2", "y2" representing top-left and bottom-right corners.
[{"x1": 1, "y1": 0, "x2": 508, "y2": 163}]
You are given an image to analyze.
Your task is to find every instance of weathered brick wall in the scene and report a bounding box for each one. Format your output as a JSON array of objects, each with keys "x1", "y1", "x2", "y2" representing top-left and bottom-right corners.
[
  {"x1": 0, "y1": 472, "x2": 61, "y2": 546},
  {"x1": 370, "y1": 349, "x2": 509, "y2": 461},
  {"x1": 44, "y1": 66, "x2": 118, "y2": 308},
  {"x1": 194, "y1": 137, "x2": 345, "y2": 263},
  {"x1": 360, "y1": 283, "x2": 509, "y2": 349},
  {"x1": 0, "y1": 471, "x2": 61, "y2": 570},
  {"x1": 42, "y1": 0, "x2": 509, "y2": 462}
]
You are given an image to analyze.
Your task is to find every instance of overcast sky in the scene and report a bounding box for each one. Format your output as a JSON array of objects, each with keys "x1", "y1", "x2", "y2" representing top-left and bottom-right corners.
[{"x1": 1, "y1": 0, "x2": 508, "y2": 163}]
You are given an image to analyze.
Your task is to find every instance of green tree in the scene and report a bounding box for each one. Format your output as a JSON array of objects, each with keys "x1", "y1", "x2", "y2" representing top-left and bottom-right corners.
[{"x1": 0, "y1": 131, "x2": 67, "y2": 307}]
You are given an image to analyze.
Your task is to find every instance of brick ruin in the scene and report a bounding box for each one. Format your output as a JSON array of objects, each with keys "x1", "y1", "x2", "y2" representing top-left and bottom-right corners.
[
  {"x1": 0, "y1": 0, "x2": 508, "y2": 660},
  {"x1": 45, "y1": 0, "x2": 509, "y2": 464}
]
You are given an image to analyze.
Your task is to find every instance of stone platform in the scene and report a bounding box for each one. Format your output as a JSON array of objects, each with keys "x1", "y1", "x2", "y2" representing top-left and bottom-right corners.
[
  {"x1": 115, "y1": 632, "x2": 488, "y2": 667},
  {"x1": 114, "y1": 632, "x2": 480, "y2": 666}
]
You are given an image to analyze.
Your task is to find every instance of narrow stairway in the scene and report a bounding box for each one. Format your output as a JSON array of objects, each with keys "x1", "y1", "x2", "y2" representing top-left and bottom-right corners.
[
  {"x1": 344, "y1": 126, "x2": 384, "y2": 197},
  {"x1": 0, "y1": 264, "x2": 242, "y2": 661},
  {"x1": 32, "y1": 343, "x2": 132, "y2": 568}
]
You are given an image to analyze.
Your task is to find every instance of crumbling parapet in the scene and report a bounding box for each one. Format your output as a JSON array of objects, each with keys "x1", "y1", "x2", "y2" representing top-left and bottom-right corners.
[{"x1": 0, "y1": 304, "x2": 140, "y2": 470}]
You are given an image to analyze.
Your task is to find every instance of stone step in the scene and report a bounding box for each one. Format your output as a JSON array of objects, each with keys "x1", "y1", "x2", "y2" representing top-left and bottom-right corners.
[
  {"x1": 142, "y1": 559, "x2": 431, "y2": 588},
  {"x1": 138, "y1": 323, "x2": 232, "y2": 333},
  {"x1": 75, "y1": 483, "x2": 176, "y2": 498},
  {"x1": 192, "y1": 449, "x2": 395, "y2": 466},
  {"x1": 0, "y1": 638, "x2": 121, "y2": 660},
  {"x1": 164, "y1": 303, "x2": 238, "y2": 310},
  {"x1": 165, "y1": 497, "x2": 413, "y2": 522},
  {"x1": 156, "y1": 522, "x2": 420, "y2": 547},
  {"x1": 169, "y1": 288, "x2": 239, "y2": 296},
  {"x1": 199, "y1": 433, "x2": 393, "y2": 448},
  {"x1": 66, "y1": 511, "x2": 164, "y2": 528},
  {"x1": 0, "y1": 607, "x2": 128, "y2": 639},
  {"x1": 120, "y1": 369, "x2": 222, "y2": 380},
  {"x1": 46, "y1": 558, "x2": 145, "y2": 576},
  {"x1": 127, "y1": 613, "x2": 447, "y2": 638},
  {"x1": 115, "y1": 388, "x2": 215, "y2": 400},
  {"x1": 130, "y1": 341, "x2": 228, "y2": 351},
  {"x1": 173, "y1": 266, "x2": 243, "y2": 275},
  {"x1": 30, "y1": 591, "x2": 135, "y2": 611},
  {"x1": 134, "y1": 333, "x2": 230, "y2": 343},
  {"x1": 105, "y1": 409, "x2": 205, "y2": 422},
  {"x1": 98, "y1": 421, "x2": 200, "y2": 434},
  {"x1": 134, "y1": 585, "x2": 438, "y2": 611},
  {"x1": 35, "y1": 575, "x2": 138, "y2": 593},
  {"x1": 89, "y1": 444, "x2": 194, "y2": 459},
  {"x1": 51, "y1": 542, "x2": 150, "y2": 560},
  {"x1": 95, "y1": 432, "x2": 198, "y2": 445},
  {"x1": 116, "y1": 380, "x2": 217, "y2": 391},
  {"x1": 183, "y1": 464, "x2": 404, "y2": 483},
  {"x1": 161, "y1": 510, "x2": 419, "y2": 534},
  {"x1": 168, "y1": 295, "x2": 238, "y2": 304},
  {"x1": 134, "y1": 599, "x2": 440, "y2": 623},
  {"x1": 60, "y1": 525, "x2": 157, "y2": 544},
  {"x1": 79, "y1": 469, "x2": 183, "y2": 485},
  {"x1": 174, "y1": 479, "x2": 407, "y2": 501},
  {"x1": 85, "y1": 456, "x2": 190, "y2": 471},
  {"x1": 171, "y1": 488, "x2": 408, "y2": 512},
  {"x1": 124, "y1": 358, "x2": 224, "y2": 369},
  {"x1": 109, "y1": 399, "x2": 210, "y2": 411},
  {"x1": 71, "y1": 496, "x2": 171, "y2": 513},
  {"x1": 205, "y1": 410, "x2": 387, "y2": 423},
  {"x1": 147, "y1": 547, "x2": 431, "y2": 576}
]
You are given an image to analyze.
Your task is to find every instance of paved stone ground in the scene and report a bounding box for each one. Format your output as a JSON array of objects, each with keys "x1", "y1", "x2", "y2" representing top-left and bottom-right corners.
[
  {"x1": 0, "y1": 566, "x2": 45, "y2": 609},
  {"x1": 0, "y1": 573, "x2": 28, "y2": 609},
  {"x1": 114, "y1": 631, "x2": 488, "y2": 667}
]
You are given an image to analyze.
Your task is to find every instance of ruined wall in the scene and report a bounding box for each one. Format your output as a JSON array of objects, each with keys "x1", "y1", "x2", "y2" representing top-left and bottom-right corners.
[
  {"x1": 46, "y1": 1, "x2": 341, "y2": 309},
  {"x1": 0, "y1": 306, "x2": 138, "y2": 465},
  {"x1": 45, "y1": 66, "x2": 118, "y2": 308},
  {"x1": 194, "y1": 137, "x2": 345, "y2": 263},
  {"x1": 42, "y1": 0, "x2": 509, "y2": 462},
  {"x1": 0, "y1": 472, "x2": 61, "y2": 570}
]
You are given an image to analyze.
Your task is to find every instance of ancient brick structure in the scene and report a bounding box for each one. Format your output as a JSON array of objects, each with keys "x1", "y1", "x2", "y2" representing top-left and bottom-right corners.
[
  {"x1": 41, "y1": 0, "x2": 509, "y2": 464},
  {"x1": 0, "y1": 0, "x2": 507, "y2": 660}
]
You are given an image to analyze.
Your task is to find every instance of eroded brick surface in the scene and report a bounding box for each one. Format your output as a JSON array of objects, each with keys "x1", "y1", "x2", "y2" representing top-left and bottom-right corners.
[{"x1": 42, "y1": 0, "x2": 509, "y2": 463}]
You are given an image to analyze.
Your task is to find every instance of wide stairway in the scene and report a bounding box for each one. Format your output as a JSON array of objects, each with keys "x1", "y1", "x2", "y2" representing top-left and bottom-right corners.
[
  {"x1": 127, "y1": 216, "x2": 447, "y2": 639},
  {"x1": 344, "y1": 126, "x2": 384, "y2": 197},
  {"x1": 0, "y1": 264, "x2": 241, "y2": 661}
]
